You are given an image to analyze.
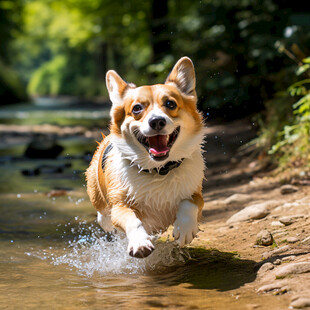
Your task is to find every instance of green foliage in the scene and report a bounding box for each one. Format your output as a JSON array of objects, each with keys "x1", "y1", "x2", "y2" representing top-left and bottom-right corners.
[
  {"x1": 0, "y1": 0, "x2": 27, "y2": 104},
  {"x1": 268, "y1": 57, "x2": 310, "y2": 168},
  {"x1": 28, "y1": 55, "x2": 66, "y2": 96},
  {"x1": 2, "y1": 0, "x2": 310, "y2": 117}
]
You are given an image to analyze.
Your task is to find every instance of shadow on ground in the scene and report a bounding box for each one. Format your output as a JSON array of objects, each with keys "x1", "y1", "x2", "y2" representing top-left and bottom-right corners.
[{"x1": 166, "y1": 247, "x2": 257, "y2": 291}]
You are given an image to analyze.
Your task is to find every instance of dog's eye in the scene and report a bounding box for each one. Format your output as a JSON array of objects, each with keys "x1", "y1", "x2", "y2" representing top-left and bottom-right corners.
[
  {"x1": 132, "y1": 104, "x2": 144, "y2": 115},
  {"x1": 164, "y1": 100, "x2": 177, "y2": 110}
]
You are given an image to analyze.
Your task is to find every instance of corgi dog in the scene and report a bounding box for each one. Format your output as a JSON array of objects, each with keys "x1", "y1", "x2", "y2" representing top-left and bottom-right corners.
[{"x1": 86, "y1": 57, "x2": 205, "y2": 258}]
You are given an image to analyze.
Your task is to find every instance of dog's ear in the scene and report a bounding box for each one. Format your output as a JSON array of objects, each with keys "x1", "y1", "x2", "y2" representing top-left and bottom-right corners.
[
  {"x1": 165, "y1": 57, "x2": 196, "y2": 96},
  {"x1": 106, "y1": 70, "x2": 134, "y2": 105}
]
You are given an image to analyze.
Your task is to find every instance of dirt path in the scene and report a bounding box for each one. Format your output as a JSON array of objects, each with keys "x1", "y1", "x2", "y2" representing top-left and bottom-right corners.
[{"x1": 192, "y1": 118, "x2": 310, "y2": 309}]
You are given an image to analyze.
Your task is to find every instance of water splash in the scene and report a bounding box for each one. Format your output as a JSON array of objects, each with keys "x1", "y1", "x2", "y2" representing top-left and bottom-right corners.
[{"x1": 32, "y1": 222, "x2": 191, "y2": 277}]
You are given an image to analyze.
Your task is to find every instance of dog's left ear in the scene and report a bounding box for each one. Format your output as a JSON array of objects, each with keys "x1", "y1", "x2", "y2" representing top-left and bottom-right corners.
[{"x1": 165, "y1": 57, "x2": 196, "y2": 96}]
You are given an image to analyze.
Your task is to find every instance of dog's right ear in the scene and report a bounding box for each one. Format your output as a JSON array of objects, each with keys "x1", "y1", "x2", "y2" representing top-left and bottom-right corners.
[{"x1": 106, "y1": 70, "x2": 134, "y2": 105}]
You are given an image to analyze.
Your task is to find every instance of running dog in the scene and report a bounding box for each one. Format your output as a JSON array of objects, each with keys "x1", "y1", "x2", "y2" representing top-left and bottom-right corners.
[{"x1": 86, "y1": 57, "x2": 205, "y2": 258}]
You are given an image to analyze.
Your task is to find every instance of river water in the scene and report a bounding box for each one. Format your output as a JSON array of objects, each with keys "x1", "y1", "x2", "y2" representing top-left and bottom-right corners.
[{"x1": 0, "y1": 105, "x2": 287, "y2": 309}]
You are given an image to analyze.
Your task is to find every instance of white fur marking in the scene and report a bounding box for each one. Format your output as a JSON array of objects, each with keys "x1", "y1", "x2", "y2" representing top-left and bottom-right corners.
[
  {"x1": 127, "y1": 225, "x2": 154, "y2": 256},
  {"x1": 107, "y1": 144, "x2": 204, "y2": 234},
  {"x1": 173, "y1": 200, "x2": 199, "y2": 246}
]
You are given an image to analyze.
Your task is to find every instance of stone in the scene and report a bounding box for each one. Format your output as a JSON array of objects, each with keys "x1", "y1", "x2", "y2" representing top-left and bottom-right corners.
[
  {"x1": 287, "y1": 237, "x2": 299, "y2": 243},
  {"x1": 281, "y1": 255, "x2": 296, "y2": 262},
  {"x1": 257, "y1": 283, "x2": 283, "y2": 293},
  {"x1": 302, "y1": 236, "x2": 310, "y2": 244},
  {"x1": 272, "y1": 245, "x2": 291, "y2": 255},
  {"x1": 275, "y1": 262, "x2": 310, "y2": 278},
  {"x1": 24, "y1": 134, "x2": 64, "y2": 159},
  {"x1": 274, "y1": 259, "x2": 281, "y2": 265},
  {"x1": 280, "y1": 184, "x2": 299, "y2": 195},
  {"x1": 290, "y1": 297, "x2": 310, "y2": 309},
  {"x1": 271, "y1": 221, "x2": 285, "y2": 227},
  {"x1": 262, "y1": 245, "x2": 291, "y2": 260},
  {"x1": 256, "y1": 229, "x2": 274, "y2": 246},
  {"x1": 223, "y1": 194, "x2": 252, "y2": 205},
  {"x1": 226, "y1": 201, "x2": 279, "y2": 224},
  {"x1": 258, "y1": 262, "x2": 274, "y2": 275},
  {"x1": 279, "y1": 216, "x2": 295, "y2": 226}
]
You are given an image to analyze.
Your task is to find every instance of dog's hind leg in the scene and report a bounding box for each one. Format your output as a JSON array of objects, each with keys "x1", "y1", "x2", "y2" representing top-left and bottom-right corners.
[{"x1": 111, "y1": 204, "x2": 154, "y2": 258}]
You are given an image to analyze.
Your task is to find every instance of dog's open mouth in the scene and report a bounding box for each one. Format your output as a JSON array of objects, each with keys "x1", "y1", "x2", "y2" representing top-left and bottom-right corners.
[{"x1": 134, "y1": 126, "x2": 180, "y2": 161}]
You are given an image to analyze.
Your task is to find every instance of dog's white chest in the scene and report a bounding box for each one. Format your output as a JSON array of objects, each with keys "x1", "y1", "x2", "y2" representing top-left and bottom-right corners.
[{"x1": 110, "y1": 148, "x2": 204, "y2": 233}]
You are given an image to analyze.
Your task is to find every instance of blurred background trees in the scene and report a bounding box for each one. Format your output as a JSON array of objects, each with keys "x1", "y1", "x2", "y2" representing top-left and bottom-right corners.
[{"x1": 0, "y1": 0, "x2": 310, "y2": 172}]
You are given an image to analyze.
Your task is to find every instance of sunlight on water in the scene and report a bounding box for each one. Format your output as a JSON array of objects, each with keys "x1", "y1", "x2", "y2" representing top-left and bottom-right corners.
[{"x1": 30, "y1": 222, "x2": 191, "y2": 277}]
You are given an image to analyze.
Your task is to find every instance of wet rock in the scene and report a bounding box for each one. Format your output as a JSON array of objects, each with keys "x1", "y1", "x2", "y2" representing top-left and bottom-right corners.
[
  {"x1": 256, "y1": 229, "x2": 274, "y2": 246},
  {"x1": 287, "y1": 237, "x2": 299, "y2": 243},
  {"x1": 226, "y1": 201, "x2": 279, "y2": 224},
  {"x1": 290, "y1": 297, "x2": 310, "y2": 309},
  {"x1": 280, "y1": 184, "x2": 299, "y2": 195},
  {"x1": 24, "y1": 134, "x2": 64, "y2": 159},
  {"x1": 275, "y1": 262, "x2": 310, "y2": 278},
  {"x1": 21, "y1": 163, "x2": 71, "y2": 176},
  {"x1": 223, "y1": 194, "x2": 252, "y2": 205}
]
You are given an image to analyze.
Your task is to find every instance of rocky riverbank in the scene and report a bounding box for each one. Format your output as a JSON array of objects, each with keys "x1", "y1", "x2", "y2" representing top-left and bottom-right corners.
[{"x1": 187, "y1": 119, "x2": 310, "y2": 309}]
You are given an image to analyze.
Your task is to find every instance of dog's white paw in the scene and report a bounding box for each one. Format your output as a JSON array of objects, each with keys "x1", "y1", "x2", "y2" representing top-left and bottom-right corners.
[
  {"x1": 173, "y1": 200, "x2": 199, "y2": 247},
  {"x1": 127, "y1": 227, "x2": 154, "y2": 258},
  {"x1": 173, "y1": 219, "x2": 199, "y2": 247}
]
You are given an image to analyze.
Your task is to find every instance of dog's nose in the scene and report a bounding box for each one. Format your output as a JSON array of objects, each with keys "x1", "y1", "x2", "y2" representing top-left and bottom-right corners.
[{"x1": 149, "y1": 117, "x2": 166, "y2": 131}]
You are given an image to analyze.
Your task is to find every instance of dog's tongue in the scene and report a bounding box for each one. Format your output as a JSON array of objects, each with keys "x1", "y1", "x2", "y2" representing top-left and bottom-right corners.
[{"x1": 148, "y1": 135, "x2": 169, "y2": 156}]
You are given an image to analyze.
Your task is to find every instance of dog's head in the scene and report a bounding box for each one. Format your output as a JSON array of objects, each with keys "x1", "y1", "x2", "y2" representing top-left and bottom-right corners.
[{"x1": 106, "y1": 57, "x2": 204, "y2": 169}]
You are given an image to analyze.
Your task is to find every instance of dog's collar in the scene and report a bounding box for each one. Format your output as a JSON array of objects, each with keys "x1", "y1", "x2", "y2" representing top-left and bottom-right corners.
[
  {"x1": 101, "y1": 142, "x2": 183, "y2": 175},
  {"x1": 140, "y1": 160, "x2": 183, "y2": 175}
]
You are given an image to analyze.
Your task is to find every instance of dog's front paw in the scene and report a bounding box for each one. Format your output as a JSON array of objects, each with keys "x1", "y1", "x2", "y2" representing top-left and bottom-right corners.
[
  {"x1": 127, "y1": 228, "x2": 154, "y2": 258},
  {"x1": 173, "y1": 200, "x2": 199, "y2": 247},
  {"x1": 173, "y1": 219, "x2": 199, "y2": 247}
]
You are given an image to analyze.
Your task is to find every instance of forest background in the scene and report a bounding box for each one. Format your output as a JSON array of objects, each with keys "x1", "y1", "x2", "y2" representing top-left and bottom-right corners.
[{"x1": 0, "y1": 0, "x2": 310, "y2": 174}]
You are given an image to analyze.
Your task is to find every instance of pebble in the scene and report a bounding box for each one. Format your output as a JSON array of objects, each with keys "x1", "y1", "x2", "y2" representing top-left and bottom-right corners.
[
  {"x1": 271, "y1": 221, "x2": 285, "y2": 227},
  {"x1": 302, "y1": 236, "x2": 310, "y2": 244},
  {"x1": 287, "y1": 237, "x2": 299, "y2": 243},
  {"x1": 290, "y1": 297, "x2": 310, "y2": 309},
  {"x1": 279, "y1": 216, "x2": 294, "y2": 226},
  {"x1": 281, "y1": 255, "x2": 296, "y2": 262},
  {"x1": 262, "y1": 245, "x2": 291, "y2": 260},
  {"x1": 258, "y1": 262, "x2": 274, "y2": 275},
  {"x1": 275, "y1": 262, "x2": 310, "y2": 278},
  {"x1": 223, "y1": 193, "x2": 252, "y2": 205},
  {"x1": 256, "y1": 229, "x2": 274, "y2": 246},
  {"x1": 280, "y1": 184, "x2": 299, "y2": 195},
  {"x1": 273, "y1": 259, "x2": 281, "y2": 265},
  {"x1": 226, "y1": 201, "x2": 279, "y2": 224}
]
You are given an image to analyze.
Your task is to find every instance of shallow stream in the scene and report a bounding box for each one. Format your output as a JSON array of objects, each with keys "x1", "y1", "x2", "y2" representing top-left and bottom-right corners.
[{"x1": 0, "y1": 106, "x2": 287, "y2": 309}]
